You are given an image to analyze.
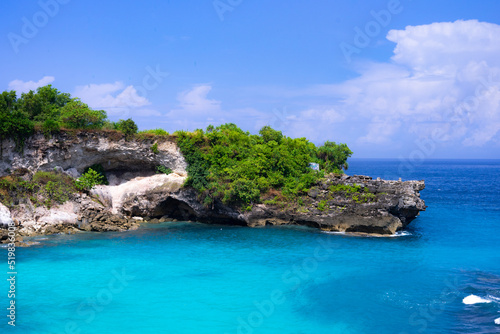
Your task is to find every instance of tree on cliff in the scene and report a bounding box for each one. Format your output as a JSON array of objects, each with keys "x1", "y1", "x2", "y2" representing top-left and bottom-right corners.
[
  {"x1": 0, "y1": 91, "x2": 34, "y2": 152},
  {"x1": 175, "y1": 123, "x2": 352, "y2": 208},
  {"x1": 116, "y1": 118, "x2": 138, "y2": 137},
  {"x1": 317, "y1": 141, "x2": 353, "y2": 171},
  {"x1": 59, "y1": 99, "x2": 107, "y2": 129},
  {"x1": 17, "y1": 85, "x2": 71, "y2": 122}
]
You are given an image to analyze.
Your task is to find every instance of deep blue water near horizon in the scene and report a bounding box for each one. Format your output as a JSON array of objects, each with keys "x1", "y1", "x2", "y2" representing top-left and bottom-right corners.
[{"x1": 1, "y1": 159, "x2": 500, "y2": 334}]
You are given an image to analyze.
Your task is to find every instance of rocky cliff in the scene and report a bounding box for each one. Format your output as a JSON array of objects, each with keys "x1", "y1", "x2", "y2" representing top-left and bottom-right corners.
[
  {"x1": 0, "y1": 131, "x2": 186, "y2": 177},
  {"x1": 121, "y1": 174, "x2": 426, "y2": 235},
  {"x1": 0, "y1": 131, "x2": 426, "y2": 242}
]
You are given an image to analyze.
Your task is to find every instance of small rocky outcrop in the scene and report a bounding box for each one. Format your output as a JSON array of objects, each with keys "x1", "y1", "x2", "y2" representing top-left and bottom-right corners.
[
  {"x1": 75, "y1": 207, "x2": 140, "y2": 232},
  {"x1": 0, "y1": 228, "x2": 24, "y2": 245},
  {"x1": 243, "y1": 174, "x2": 426, "y2": 234},
  {"x1": 4, "y1": 189, "x2": 141, "y2": 242},
  {"x1": 3, "y1": 198, "x2": 141, "y2": 244}
]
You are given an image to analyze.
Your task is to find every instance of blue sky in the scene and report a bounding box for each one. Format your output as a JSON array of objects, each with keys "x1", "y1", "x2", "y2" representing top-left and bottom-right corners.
[{"x1": 2, "y1": 0, "x2": 500, "y2": 158}]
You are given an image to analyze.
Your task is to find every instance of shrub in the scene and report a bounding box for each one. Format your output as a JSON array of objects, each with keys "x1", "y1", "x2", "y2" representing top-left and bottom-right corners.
[
  {"x1": 75, "y1": 168, "x2": 105, "y2": 191},
  {"x1": 102, "y1": 121, "x2": 119, "y2": 130},
  {"x1": 41, "y1": 118, "x2": 60, "y2": 138},
  {"x1": 156, "y1": 165, "x2": 172, "y2": 175},
  {"x1": 116, "y1": 118, "x2": 138, "y2": 137},
  {"x1": 83, "y1": 164, "x2": 108, "y2": 185},
  {"x1": 0, "y1": 171, "x2": 78, "y2": 209},
  {"x1": 60, "y1": 99, "x2": 107, "y2": 129},
  {"x1": 259, "y1": 125, "x2": 283, "y2": 144},
  {"x1": 329, "y1": 183, "x2": 377, "y2": 203},
  {"x1": 0, "y1": 111, "x2": 35, "y2": 153},
  {"x1": 317, "y1": 141, "x2": 353, "y2": 172},
  {"x1": 318, "y1": 200, "x2": 327, "y2": 211},
  {"x1": 151, "y1": 142, "x2": 159, "y2": 154},
  {"x1": 139, "y1": 128, "x2": 169, "y2": 136}
]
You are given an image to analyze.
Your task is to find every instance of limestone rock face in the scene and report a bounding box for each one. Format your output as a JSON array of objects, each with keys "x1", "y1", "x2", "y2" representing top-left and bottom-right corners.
[
  {"x1": 244, "y1": 175, "x2": 426, "y2": 234},
  {"x1": 114, "y1": 174, "x2": 426, "y2": 235},
  {"x1": 0, "y1": 131, "x2": 187, "y2": 177},
  {"x1": 1, "y1": 131, "x2": 188, "y2": 239},
  {"x1": 105, "y1": 172, "x2": 186, "y2": 214},
  {"x1": 0, "y1": 203, "x2": 13, "y2": 228}
]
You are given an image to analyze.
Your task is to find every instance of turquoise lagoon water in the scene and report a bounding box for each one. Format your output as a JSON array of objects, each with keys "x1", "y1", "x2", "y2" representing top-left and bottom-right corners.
[{"x1": 2, "y1": 159, "x2": 500, "y2": 334}]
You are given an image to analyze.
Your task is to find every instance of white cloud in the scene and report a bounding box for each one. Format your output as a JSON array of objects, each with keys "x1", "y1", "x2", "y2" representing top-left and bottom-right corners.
[
  {"x1": 387, "y1": 20, "x2": 500, "y2": 73},
  {"x1": 358, "y1": 119, "x2": 401, "y2": 145},
  {"x1": 300, "y1": 108, "x2": 345, "y2": 124},
  {"x1": 73, "y1": 82, "x2": 152, "y2": 117},
  {"x1": 281, "y1": 20, "x2": 500, "y2": 148},
  {"x1": 133, "y1": 108, "x2": 162, "y2": 117},
  {"x1": 176, "y1": 85, "x2": 221, "y2": 113},
  {"x1": 8, "y1": 76, "x2": 55, "y2": 94},
  {"x1": 166, "y1": 85, "x2": 224, "y2": 126}
]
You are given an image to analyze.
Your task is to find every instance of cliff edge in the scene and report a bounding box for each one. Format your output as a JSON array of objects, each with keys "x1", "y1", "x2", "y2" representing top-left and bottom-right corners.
[{"x1": 0, "y1": 131, "x2": 426, "y2": 241}]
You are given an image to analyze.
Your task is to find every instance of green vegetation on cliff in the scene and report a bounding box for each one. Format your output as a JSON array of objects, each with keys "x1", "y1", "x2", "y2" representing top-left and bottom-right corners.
[
  {"x1": 1, "y1": 86, "x2": 353, "y2": 210},
  {"x1": 0, "y1": 167, "x2": 109, "y2": 209},
  {"x1": 175, "y1": 124, "x2": 352, "y2": 207},
  {"x1": 329, "y1": 184, "x2": 377, "y2": 203},
  {"x1": 0, "y1": 170, "x2": 78, "y2": 209},
  {"x1": 0, "y1": 85, "x2": 139, "y2": 151}
]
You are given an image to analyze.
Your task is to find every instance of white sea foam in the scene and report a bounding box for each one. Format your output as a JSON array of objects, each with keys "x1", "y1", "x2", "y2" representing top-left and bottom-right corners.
[
  {"x1": 487, "y1": 295, "x2": 500, "y2": 302},
  {"x1": 322, "y1": 231, "x2": 346, "y2": 235},
  {"x1": 494, "y1": 317, "x2": 500, "y2": 325},
  {"x1": 321, "y1": 230, "x2": 411, "y2": 238},
  {"x1": 462, "y1": 294, "x2": 492, "y2": 305},
  {"x1": 392, "y1": 231, "x2": 412, "y2": 237}
]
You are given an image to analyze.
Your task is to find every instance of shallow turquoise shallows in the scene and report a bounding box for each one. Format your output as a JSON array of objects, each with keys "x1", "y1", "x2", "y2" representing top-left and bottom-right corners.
[{"x1": 2, "y1": 159, "x2": 500, "y2": 334}]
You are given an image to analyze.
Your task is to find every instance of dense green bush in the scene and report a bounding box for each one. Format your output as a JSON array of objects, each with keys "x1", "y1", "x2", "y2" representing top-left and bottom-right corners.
[
  {"x1": 0, "y1": 112, "x2": 34, "y2": 152},
  {"x1": 0, "y1": 85, "x2": 110, "y2": 144},
  {"x1": 17, "y1": 85, "x2": 71, "y2": 123},
  {"x1": 75, "y1": 168, "x2": 106, "y2": 191},
  {"x1": 102, "y1": 121, "x2": 119, "y2": 131},
  {"x1": 317, "y1": 141, "x2": 353, "y2": 172},
  {"x1": 175, "y1": 123, "x2": 352, "y2": 208},
  {"x1": 60, "y1": 99, "x2": 107, "y2": 129},
  {"x1": 41, "y1": 119, "x2": 61, "y2": 138},
  {"x1": 116, "y1": 118, "x2": 138, "y2": 137},
  {"x1": 83, "y1": 164, "x2": 108, "y2": 185},
  {"x1": 0, "y1": 91, "x2": 35, "y2": 152}
]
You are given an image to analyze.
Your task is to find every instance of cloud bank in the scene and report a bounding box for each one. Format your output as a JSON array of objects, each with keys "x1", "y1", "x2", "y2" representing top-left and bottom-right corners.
[
  {"x1": 284, "y1": 20, "x2": 500, "y2": 150},
  {"x1": 8, "y1": 76, "x2": 55, "y2": 94},
  {"x1": 73, "y1": 82, "x2": 157, "y2": 118}
]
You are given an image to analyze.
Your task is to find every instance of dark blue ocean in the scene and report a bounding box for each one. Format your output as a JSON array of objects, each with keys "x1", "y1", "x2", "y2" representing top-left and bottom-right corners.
[{"x1": 1, "y1": 159, "x2": 500, "y2": 334}]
